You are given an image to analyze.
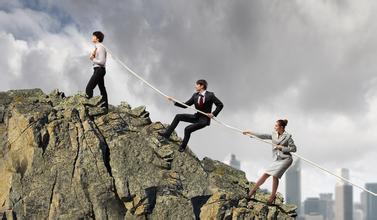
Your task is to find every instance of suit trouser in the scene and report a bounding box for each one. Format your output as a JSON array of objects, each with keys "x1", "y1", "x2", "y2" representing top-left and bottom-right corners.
[
  {"x1": 85, "y1": 67, "x2": 108, "y2": 108},
  {"x1": 165, "y1": 114, "x2": 209, "y2": 148}
]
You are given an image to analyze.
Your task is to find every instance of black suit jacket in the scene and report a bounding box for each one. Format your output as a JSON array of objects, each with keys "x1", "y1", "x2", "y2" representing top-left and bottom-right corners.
[{"x1": 174, "y1": 91, "x2": 224, "y2": 125}]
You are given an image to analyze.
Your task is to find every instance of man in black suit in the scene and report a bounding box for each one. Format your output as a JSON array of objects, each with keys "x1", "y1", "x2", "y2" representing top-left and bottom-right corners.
[{"x1": 159, "y1": 79, "x2": 224, "y2": 152}]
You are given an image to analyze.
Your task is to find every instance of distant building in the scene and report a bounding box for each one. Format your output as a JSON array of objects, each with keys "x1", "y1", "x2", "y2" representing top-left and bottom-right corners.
[
  {"x1": 353, "y1": 203, "x2": 364, "y2": 220},
  {"x1": 365, "y1": 183, "x2": 377, "y2": 220},
  {"x1": 229, "y1": 154, "x2": 240, "y2": 170},
  {"x1": 304, "y1": 197, "x2": 320, "y2": 215},
  {"x1": 285, "y1": 159, "x2": 301, "y2": 215},
  {"x1": 361, "y1": 191, "x2": 368, "y2": 217},
  {"x1": 318, "y1": 193, "x2": 335, "y2": 220},
  {"x1": 335, "y1": 168, "x2": 353, "y2": 220},
  {"x1": 224, "y1": 153, "x2": 241, "y2": 170},
  {"x1": 304, "y1": 215, "x2": 324, "y2": 220}
]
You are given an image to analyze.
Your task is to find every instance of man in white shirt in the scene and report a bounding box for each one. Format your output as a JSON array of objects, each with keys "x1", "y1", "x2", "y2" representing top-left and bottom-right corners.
[{"x1": 85, "y1": 31, "x2": 108, "y2": 110}]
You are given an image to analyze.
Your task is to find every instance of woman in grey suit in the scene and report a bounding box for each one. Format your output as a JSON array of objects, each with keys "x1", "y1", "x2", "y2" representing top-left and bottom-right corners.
[{"x1": 243, "y1": 119, "x2": 297, "y2": 204}]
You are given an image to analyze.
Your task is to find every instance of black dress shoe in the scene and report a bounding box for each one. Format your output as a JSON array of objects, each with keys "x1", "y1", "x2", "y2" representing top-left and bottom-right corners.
[
  {"x1": 158, "y1": 131, "x2": 170, "y2": 139},
  {"x1": 100, "y1": 101, "x2": 108, "y2": 109},
  {"x1": 178, "y1": 146, "x2": 186, "y2": 152},
  {"x1": 102, "y1": 106, "x2": 109, "y2": 114}
]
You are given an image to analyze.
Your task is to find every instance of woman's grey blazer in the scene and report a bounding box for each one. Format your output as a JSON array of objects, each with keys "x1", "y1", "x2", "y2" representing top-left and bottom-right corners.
[{"x1": 253, "y1": 131, "x2": 297, "y2": 160}]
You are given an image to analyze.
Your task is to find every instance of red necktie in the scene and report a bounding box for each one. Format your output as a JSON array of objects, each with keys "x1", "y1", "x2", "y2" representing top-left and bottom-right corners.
[{"x1": 199, "y1": 95, "x2": 204, "y2": 107}]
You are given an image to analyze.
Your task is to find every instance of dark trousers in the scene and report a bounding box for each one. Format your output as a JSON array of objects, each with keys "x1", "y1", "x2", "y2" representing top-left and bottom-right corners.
[
  {"x1": 164, "y1": 114, "x2": 209, "y2": 148},
  {"x1": 86, "y1": 67, "x2": 108, "y2": 108}
]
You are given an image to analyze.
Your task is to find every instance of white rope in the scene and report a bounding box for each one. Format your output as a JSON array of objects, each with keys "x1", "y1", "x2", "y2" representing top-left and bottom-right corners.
[{"x1": 100, "y1": 43, "x2": 377, "y2": 197}]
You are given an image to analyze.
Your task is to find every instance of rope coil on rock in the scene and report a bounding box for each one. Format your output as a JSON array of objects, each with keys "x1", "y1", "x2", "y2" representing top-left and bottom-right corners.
[{"x1": 100, "y1": 43, "x2": 377, "y2": 197}]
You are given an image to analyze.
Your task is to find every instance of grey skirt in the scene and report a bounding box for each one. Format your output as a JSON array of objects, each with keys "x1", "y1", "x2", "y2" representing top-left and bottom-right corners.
[{"x1": 264, "y1": 157, "x2": 293, "y2": 179}]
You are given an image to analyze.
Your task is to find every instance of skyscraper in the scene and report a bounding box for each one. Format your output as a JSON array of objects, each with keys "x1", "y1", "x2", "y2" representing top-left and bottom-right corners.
[
  {"x1": 318, "y1": 193, "x2": 334, "y2": 220},
  {"x1": 361, "y1": 191, "x2": 367, "y2": 214},
  {"x1": 224, "y1": 153, "x2": 241, "y2": 170},
  {"x1": 304, "y1": 197, "x2": 321, "y2": 215},
  {"x1": 353, "y1": 203, "x2": 364, "y2": 220},
  {"x1": 229, "y1": 154, "x2": 240, "y2": 170},
  {"x1": 304, "y1": 197, "x2": 324, "y2": 219},
  {"x1": 335, "y1": 168, "x2": 353, "y2": 220},
  {"x1": 285, "y1": 159, "x2": 301, "y2": 215},
  {"x1": 365, "y1": 183, "x2": 377, "y2": 220}
]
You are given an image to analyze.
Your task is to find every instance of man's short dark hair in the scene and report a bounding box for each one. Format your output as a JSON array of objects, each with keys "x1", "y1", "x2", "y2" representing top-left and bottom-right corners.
[
  {"x1": 196, "y1": 79, "x2": 208, "y2": 90},
  {"x1": 93, "y1": 31, "x2": 104, "y2": 42}
]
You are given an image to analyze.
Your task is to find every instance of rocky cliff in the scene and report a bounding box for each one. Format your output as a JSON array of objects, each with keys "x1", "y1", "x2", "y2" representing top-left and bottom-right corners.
[{"x1": 0, "y1": 89, "x2": 296, "y2": 219}]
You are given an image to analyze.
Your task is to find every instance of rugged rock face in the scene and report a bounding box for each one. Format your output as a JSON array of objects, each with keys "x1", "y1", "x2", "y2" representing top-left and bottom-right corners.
[{"x1": 0, "y1": 89, "x2": 297, "y2": 219}]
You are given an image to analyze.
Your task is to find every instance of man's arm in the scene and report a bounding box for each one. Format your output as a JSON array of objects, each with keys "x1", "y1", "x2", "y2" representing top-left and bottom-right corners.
[
  {"x1": 211, "y1": 93, "x2": 224, "y2": 117},
  {"x1": 174, "y1": 94, "x2": 195, "y2": 109},
  {"x1": 92, "y1": 46, "x2": 106, "y2": 66}
]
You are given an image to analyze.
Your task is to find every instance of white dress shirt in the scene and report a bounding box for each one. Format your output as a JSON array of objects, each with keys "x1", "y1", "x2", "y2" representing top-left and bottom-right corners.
[{"x1": 92, "y1": 43, "x2": 107, "y2": 68}]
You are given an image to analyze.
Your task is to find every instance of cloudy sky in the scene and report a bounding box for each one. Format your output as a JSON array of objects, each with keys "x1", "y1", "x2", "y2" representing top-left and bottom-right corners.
[{"x1": 1, "y1": 0, "x2": 376, "y2": 203}]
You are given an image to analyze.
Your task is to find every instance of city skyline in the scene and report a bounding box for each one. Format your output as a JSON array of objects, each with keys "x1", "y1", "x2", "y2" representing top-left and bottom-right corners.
[
  {"x1": 239, "y1": 155, "x2": 373, "y2": 203},
  {"x1": 229, "y1": 153, "x2": 376, "y2": 219}
]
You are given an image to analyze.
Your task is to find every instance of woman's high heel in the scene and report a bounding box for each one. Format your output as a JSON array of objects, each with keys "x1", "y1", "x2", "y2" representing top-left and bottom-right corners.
[
  {"x1": 247, "y1": 189, "x2": 257, "y2": 200},
  {"x1": 267, "y1": 194, "x2": 277, "y2": 205}
]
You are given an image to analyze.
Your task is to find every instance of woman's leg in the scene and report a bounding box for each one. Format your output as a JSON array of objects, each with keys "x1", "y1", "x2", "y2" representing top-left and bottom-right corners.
[
  {"x1": 268, "y1": 176, "x2": 279, "y2": 203},
  {"x1": 249, "y1": 173, "x2": 270, "y2": 197}
]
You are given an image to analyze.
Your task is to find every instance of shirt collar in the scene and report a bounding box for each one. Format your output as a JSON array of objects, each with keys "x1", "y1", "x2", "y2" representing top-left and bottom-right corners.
[
  {"x1": 275, "y1": 130, "x2": 287, "y2": 136},
  {"x1": 199, "y1": 90, "x2": 207, "y2": 96}
]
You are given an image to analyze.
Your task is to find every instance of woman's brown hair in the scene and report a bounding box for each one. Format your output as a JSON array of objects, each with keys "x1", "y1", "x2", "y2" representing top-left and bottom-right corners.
[{"x1": 277, "y1": 119, "x2": 288, "y2": 128}]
